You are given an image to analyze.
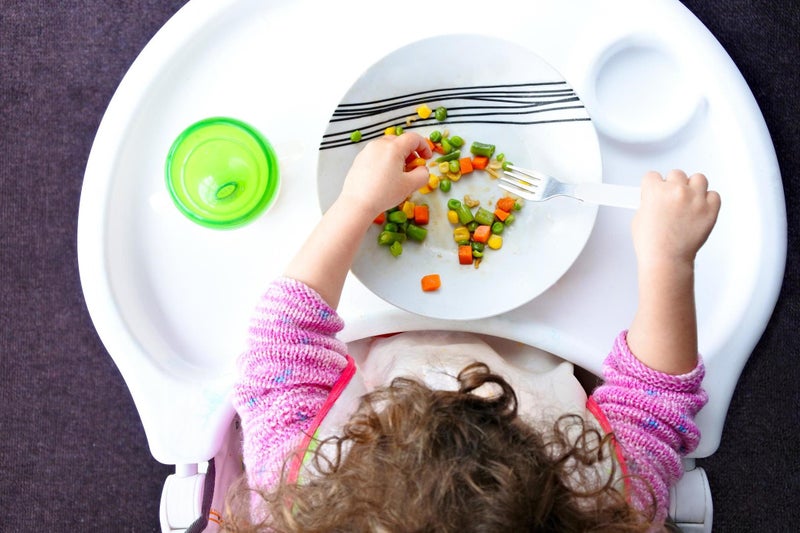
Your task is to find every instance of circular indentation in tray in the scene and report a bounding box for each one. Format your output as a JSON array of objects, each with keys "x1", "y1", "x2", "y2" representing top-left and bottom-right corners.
[{"x1": 586, "y1": 35, "x2": 702, "y2": 144}]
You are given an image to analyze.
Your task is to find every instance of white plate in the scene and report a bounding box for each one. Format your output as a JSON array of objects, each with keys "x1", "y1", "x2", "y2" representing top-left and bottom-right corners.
[{"x1": 317, "y1": 34, "x2": 602, "y2": 320}]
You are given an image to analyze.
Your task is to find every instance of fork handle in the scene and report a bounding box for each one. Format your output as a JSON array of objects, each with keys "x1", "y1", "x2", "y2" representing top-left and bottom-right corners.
[{"x1": 572, "y1": 183, "x2": 641, "y2": 209}]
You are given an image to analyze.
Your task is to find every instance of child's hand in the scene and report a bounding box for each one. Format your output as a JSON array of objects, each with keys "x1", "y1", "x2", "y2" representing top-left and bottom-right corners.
[
  {"x1": 337, "y1": 133, "x2": 433, "y2": 220},
  {"x1": 632, "y1": 170, "x2": 721, "y2": 268}
]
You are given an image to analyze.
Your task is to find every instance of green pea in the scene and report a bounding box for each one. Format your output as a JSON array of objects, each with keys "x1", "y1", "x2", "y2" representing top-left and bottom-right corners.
[
  {"x1": 434, "y1": 106, "x2": 447, "y2": 121},
  {"x1": 448, "y1": 160, "x2": 460, "y2": 173},
  {"x1": 466, "y1": 220, "x2": 478, "y2": 232},
  {"x1": 471, "y1": 242, "x2": 485, "y2": 252},
  {"x1": 447, "y1": 198, "x2": 461, "y2": 210},
  {"x1": 383, "y1": 222, "x2": 398, "y2": 232},
  {"x1": 504, "y1": 214, "x2": 516, "y2": 225},
  {"x1": 496, "y1": 153, "x2": 505, "y2": 162},
  {"x1": 349, "y1": 130, "x2": 362, "y2": 143},
  {"x1": 394, "y1": 125, "x2": 404, "y2": 136},
  {"x1": 429, "y1": 130, "x2": 442, "y2": 143},
  {"x1": 502, "y1": 160, "x2": 513, "y2": 171},
  {"x1": 439, "y1": 178, "x2": 452, "y2": 193},
  {"x1": 441, "y1": 138, "x2": 453, "y2": 154},
  {"x1": 491, "y1": 221, "x2": 505, "y2": 234}
]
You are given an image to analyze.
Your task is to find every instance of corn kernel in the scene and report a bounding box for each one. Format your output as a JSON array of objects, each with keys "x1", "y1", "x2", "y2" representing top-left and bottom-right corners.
[
  {"x1": 416, "y1": 104, "x2": 433, "y2": 119},
  {"x1": 453, "y1": 226, "x2": 471, "y2": 243},
  {"x1": 427, "y1": 174, "x2": 440, "y2": 189},
  {"x1": 487, "y1": 235, "x2": 503, "y2": 250},
  {"x1": 402, "y1": 201, "x2": 415, "y2": 218},
  {"x1": 384, "y1": 126, "x2": 397, "y2": 136},
  {"x1": 447, "y1": 210, "x2": 459, "y2": 224},
  {"x1": 448, "y1": 172, "x2": 461, "y2": 182},
  {"x1": 418, "y1": 185, "x2": 432, "y2": 194},
  {"x1": 438, "y1": 162, "x2": 450, "y2": 174}
]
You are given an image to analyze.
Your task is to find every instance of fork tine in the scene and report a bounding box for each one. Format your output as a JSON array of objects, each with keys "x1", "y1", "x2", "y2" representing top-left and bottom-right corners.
[{"x1": 497, "y1": 181, "x2": 537, "y2": 201}]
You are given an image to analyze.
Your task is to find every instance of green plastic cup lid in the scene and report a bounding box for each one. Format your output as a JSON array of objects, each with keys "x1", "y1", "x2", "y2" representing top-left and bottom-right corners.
[{"x1": 166, "y1": 117, "x2": 279, "y2": 229}]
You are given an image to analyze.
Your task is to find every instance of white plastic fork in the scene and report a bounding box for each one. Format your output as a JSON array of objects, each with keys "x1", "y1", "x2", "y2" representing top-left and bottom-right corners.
[{"x1": 498, "y1": 164, "x2": 641, "y2": 209}]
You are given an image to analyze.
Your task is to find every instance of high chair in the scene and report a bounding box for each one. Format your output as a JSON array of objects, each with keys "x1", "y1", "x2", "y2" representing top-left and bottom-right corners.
[{"x1": 76, "y1": 1, "x2": 785, "y2": 532}]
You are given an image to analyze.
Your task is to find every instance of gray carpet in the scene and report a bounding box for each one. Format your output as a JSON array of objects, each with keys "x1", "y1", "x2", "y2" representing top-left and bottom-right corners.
[{"x1": 1, "y1": 1, "x2": 797, "y2": 531}]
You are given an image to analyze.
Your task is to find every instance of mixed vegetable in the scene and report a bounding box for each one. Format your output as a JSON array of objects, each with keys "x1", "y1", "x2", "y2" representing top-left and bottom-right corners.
[{"x1": 359, "y1": 104, "x2": 525, "y2": 289}]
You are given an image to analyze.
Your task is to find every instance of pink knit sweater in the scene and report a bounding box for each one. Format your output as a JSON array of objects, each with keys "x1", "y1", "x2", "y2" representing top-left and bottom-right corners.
[{"x1": 233, "y1": 277, "x2": 707, "y2": 523}]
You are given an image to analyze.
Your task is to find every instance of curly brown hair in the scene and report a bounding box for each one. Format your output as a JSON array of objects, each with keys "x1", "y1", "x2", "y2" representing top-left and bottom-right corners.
[{"x1": 224, "y1": 362, "x2": 662, "y2": 532}]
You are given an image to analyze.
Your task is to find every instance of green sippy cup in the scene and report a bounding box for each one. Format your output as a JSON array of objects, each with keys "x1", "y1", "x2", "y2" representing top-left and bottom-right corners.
[{"x1": 166, "y1": 117, "x2": 279, "y2": 229}]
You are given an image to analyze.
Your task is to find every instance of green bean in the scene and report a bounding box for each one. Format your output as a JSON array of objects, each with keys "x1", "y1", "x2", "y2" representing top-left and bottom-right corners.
[
  {"x1": 439, "y1": 178, "x2": 452, "y2": 193},
  {"x1": 388, "y1": 210, "x2": 407, "y2": 224},
  {"x1": 449, "y1": 135, "x2": 464, "y2": 148},
  {"x1": 447, "y1": 198, "x2": 461, "y2": 210},
  {"x1": 389, "y1": 241, "x2": 403, "y2": 257},
  {"x1": 378, "y1": 231, "x2": 407, "y2": 245},
  {"x1": 469, "y1": 141, "x2": 495, "y2": 158},
  {"x1": 435, "y1": 151, "x2": 461, "y2": 163},
  {"x1": 471, "y1": 242, "x2": 485, "y2": 252},
  {"x1": 406, "y1": 223, "x2": 428, "y2": 242},
  {"x1": 435, "y1": 106, "x2": 447, "y2": 121},
  {"x1": 455, "y1": 204, "x2": 474, "y2": 225},
  {"x1": 383, "y1": 222, "x2": 398, "y2": 232},
  {"x1": 474, "y1": 207, "x2": 495, "y2": 226}
]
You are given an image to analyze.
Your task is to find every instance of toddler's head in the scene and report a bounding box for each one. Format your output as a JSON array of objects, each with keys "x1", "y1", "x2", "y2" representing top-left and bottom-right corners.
[{"x1": 226, "y1": 363, "x2": 659, "y2": 532}]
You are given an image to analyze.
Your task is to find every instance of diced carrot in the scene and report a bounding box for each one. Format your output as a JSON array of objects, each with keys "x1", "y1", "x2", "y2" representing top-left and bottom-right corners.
[
  {"x1": 414, "y1": 204, "x2": 429, "y2": 225},
  {"x1": 494, "y1": 208, "x2": 510, "y2": 222},
  {"x1": 459, "y1": 157, "x2": 474, "y2": 175},
  {"x1": 496, "y1": 197, "x2": 516, "y2": 212},
  {"x1": 373, "y1": 212, "x2": 386, "y2": 224},
  {"x1": 404, "y1": 156, "x2": 427, "y2": 172},
  {"x1": 458, "y1": 245, "x2": 473, "y2": 265},
  {"x1": 472, "y1": 156, "x2": 489, "y2": 170},
  {"x1": 420, "y1": 274, "x2": 441, "y2": 292},
  {"x1": 425, "y1": 138, "x2": 435, "y2": 152},
  {"x1": 433, "y1": 143, "x2": 445, "y2": 154},
  {"x1": 472, "y1": 225, "x2": 492, "y2": 243}
]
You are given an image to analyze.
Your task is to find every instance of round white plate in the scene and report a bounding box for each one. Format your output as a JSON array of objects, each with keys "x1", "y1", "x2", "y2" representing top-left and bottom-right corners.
[{"x1": 317, "y1": 34, "x2": 602, "y2": 320}]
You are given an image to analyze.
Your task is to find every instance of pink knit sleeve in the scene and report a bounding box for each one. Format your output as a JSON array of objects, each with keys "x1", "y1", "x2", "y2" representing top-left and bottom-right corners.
[
  {"x1": 232, "y1": 277, "x2": 348, "y2": 490},
  {"x1": 589, "y1": 330, "x2": 708, "y2": 523}
]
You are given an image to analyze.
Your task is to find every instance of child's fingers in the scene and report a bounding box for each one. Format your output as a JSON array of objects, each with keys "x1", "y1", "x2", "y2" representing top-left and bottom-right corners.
[
  {"x1": 665, "y1": 168, "x2": 689, "y2": 183},
  {"x1": 687, "y1": 172, "x2": 709, "y2": 192},
  {"x1": 395, "y1": 132, "x2": 432, "y2": 160},
  {"x1": 404, "y1": 164, "x2": 431, "y2": 189},
  {"x1": 641, "y1": 170, "x2": 664, "y2": 189}
]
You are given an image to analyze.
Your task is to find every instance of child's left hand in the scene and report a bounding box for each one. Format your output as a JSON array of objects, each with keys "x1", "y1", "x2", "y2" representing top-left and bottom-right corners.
[{"x1": 337, "y1": 133, "x2": 432, "y2": 221}]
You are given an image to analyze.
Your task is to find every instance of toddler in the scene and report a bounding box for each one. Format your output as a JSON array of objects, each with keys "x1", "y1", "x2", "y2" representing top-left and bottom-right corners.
[{"x1": 224, "y1": 132, "x2": 721, "y2": 531}]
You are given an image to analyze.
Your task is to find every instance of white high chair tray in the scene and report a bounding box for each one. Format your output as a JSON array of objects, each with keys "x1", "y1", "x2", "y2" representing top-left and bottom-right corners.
[{"x1": 77, "y1": 0, "x2": 786, "y2": 466}]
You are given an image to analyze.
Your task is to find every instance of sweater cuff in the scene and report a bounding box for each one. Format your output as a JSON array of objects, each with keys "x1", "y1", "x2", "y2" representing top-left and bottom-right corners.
[{"x1": 608, "y1": 330, "x2": 705, "y2": 393}]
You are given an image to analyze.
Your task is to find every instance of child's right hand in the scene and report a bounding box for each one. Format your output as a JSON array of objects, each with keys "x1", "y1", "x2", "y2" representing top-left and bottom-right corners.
[
  {"x1": 337, "y1": 133, "x2": 432, "y2": 223},
  {"x1": 632, "y1": 170, "x2": 721, "y2": 268}
]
